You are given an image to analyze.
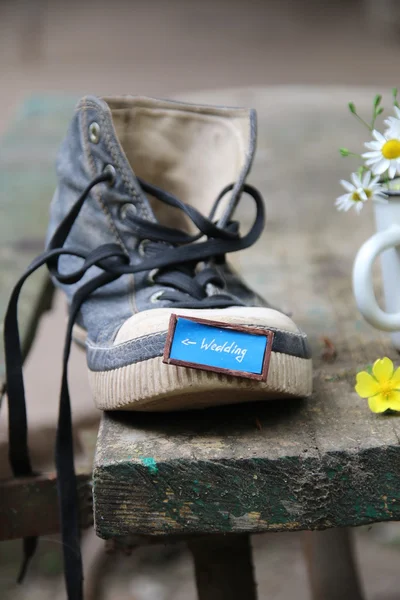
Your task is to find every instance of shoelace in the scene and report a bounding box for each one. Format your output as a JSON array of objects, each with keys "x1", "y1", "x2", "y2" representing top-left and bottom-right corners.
[{"x1": 3, "y1": 171, "x2": 265, "y2": 600}]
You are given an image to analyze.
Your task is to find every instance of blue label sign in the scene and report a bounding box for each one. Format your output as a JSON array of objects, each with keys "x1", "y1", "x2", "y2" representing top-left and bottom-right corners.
[{"x1": 165, "y1": 316, "x2": 271, "y2": 379}]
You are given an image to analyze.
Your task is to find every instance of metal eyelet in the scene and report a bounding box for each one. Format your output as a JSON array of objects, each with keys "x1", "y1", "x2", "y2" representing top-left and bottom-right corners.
[
  {"x1": 103, "y1": 164, "x2": 116, "y2": 186},
  {"x1": 89, "y1": 122, "x2": 100, "y2": 144},
  {"x1": 147, "y1": 268, "x2": 159, "y2": 284},
  {"x1": 120, "y1": 203, "x2": 137, "y2": 220},
  {"x1": 150, "y1": 290, "x2": 164, "y2": 303},
  {"x1": 138, "y1": 240, "x2": 149, "y2": 256}
]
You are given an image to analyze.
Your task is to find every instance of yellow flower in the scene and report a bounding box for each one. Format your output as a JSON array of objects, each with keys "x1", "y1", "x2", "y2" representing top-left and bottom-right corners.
[{"x1": 355, "y1": 357, "x2": 400, "y2": 413}]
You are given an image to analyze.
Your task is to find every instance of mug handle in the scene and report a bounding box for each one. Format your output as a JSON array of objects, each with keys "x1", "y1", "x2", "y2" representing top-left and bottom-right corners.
[{"x1": 353, "y1": 225, "x2": 400, "y2": 331}]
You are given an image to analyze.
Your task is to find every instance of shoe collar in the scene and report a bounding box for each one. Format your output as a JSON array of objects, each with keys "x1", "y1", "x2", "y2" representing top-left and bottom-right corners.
[{"x1": 79, "y1": 95, "x2": 257, "y2": 228}]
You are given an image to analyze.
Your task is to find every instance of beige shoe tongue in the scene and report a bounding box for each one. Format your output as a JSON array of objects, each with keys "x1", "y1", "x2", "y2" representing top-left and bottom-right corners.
[{"x1": 104, "y1": 96, "x2": 256, "y2": 231}]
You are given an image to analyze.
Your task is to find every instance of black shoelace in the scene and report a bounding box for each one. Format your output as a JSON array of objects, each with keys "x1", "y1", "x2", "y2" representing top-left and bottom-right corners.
[{"x1": 4, "y1": 171, "x2": 264, "y2": 599}]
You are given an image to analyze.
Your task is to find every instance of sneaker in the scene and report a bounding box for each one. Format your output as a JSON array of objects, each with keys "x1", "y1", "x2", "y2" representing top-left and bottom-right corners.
[
  {"x1": 52, "y1": 95, "x2": 312, "y2": 410},
  {"x1": 4, "y1": 95, "x2": 312, "y2": 598}
]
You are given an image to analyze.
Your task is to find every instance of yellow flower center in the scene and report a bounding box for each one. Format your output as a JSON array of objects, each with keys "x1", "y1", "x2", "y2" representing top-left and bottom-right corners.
[
  {"x1": 351, "y1": 191, "x2": 362, "y2": 202},
  {"x1": 365, "y1": 189, "x2": 372, "y2": 198},
  {"x1": 382, "y1": 139, "x2": 400, "y2": 159},
  {"x1": 380, "y1": 380, "x2": 395, "y2": 398}
]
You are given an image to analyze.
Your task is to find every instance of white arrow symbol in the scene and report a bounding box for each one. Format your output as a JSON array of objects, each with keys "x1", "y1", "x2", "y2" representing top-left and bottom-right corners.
[{"x1": 182, "y1": 338, "x2": 196, "y2": 346}]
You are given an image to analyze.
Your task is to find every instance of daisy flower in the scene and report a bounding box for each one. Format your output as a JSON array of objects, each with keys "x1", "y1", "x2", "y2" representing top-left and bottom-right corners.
[
  {"x1": 363, "y1": 129, "x2": 400, "y2": 178},
  {"x1": 355, "y1": 357, "x2": 400, "y2": 413},
  {"x1": 335, "y1": 171, "x2": 387, "y2": 213},
  {"x1": 384, "y1": 106, "x2": 400, "y2": 138}
]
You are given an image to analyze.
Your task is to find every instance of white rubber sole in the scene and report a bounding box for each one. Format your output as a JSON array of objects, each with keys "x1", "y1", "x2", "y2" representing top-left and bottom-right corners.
[{"x1": 88, "y1": 351, "x2": 312, "y2": 412}]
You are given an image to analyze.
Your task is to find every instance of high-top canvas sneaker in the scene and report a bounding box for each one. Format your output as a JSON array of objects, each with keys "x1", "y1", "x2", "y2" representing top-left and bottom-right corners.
[
  {"x1": 4, "y1": 95, "x2": 312, "y2": 599},
  {"x1": 47, "y1": 96, "x2": 313, "y2": 410},
  {"x1": 47, "y1": 95, "x2": 312, "y2": 411}
]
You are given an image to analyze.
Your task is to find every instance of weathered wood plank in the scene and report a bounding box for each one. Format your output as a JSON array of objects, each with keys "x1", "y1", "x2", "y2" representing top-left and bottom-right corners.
[
  {"x1": 0, "y1": 472, "x2": 92, "y2": 540},
  {"x1": 0, "y1": 96, "x2": 76, "y2": 395},
  {"x1": 93, "y1": 399, "x2": 400, "y2": 537},
  {"x1": 0, "y1": 425, "x2": 97, "y2": 540},
  {"x1": 93, "y1": 87, "x2": 400, "y2": 539}
]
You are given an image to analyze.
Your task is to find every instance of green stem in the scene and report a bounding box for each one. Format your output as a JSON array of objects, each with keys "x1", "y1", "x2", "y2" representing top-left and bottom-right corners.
[
  {"x1": 339, "y1": 148, "x2": 363, "y2": 158},
  {"x1": 371, "y1": 109, "x2": 376, "y2": 131},
  {"x1": 352, "y1": 112, "x2": 373, "y2": 131}
]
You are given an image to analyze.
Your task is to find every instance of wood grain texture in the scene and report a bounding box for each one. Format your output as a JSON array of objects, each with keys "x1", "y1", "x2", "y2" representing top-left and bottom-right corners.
[
  {"x1": 0, "y1": 96, "x2": 76, "y2": 395},
  {"x1": 93, "y1": 87, "x2": 400, "y2": 539}
]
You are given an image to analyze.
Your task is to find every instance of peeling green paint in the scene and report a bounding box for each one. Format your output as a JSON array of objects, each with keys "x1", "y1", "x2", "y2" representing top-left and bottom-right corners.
[{"x1": 140, "y1": 457, "x2": 158, "y2": 474}]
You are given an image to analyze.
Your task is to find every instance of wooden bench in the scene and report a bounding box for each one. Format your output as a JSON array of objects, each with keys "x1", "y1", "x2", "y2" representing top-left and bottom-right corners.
[
  {"x1": 2, "y1": 88, "x2": 400, "y2": 599},
  {"x1": 0, "y1": 96, "x2": 94, "y2": 540}
]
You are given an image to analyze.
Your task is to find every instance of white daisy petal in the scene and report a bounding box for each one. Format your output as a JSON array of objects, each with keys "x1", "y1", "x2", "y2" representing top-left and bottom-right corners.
[
  {"x1": 389, "y1": 162, "x2": 398, "y2": 178},
  {"x1": 335, "y1": 200, "x2": 346, "y2": 211},
  {"x1": 387, "y1": 125, "x2": 400, "y2": 138},
  {"x1": 340, "y1": 179, "x2": 355, "y2": 192},
  {"x1": 384, "y1": 116, "x2": 400, "y2": 130},
  {"x1": 336, "y1": 193, "x2": 350, "y2": 203},
  {"x1": 363, "y1": 151, "x2": 383, "y2": 158},
  {"x1": 373, "y1": 159, "x2": 390, "y2": 175},
  {"x1": 342, "y1": 201, "x2": 353, "y2": 211},
  {"x1": 364, "y1": 129, "x2": 400, "y2": 180},
  {"x1": 362, "y1": 170, "x2": 372, "y2": 187},
  {"x1": 384, "y1": 115, "x2": 398, "y2": 125},
  {"x1": 365, "y1": 157, "x2": 380, "y2": 167},
  {"x1": 373, "y1": 130, "x2": 386, "y2": 143},
  {"x1": 364, "y1": 141, "x2": 381, "y2": 150},
  {"x1": 337, "y1": 128, "x2": 400, "y2": 212},
  {"x1": 351, "y1": 172, "x2": 362, "y2": 187},
  {"x1": 359, "y1": 189, "x2": 368, "y2": 201},
  {"x1": 335, "y1": 193, "x2": 352, "y2": 211}
]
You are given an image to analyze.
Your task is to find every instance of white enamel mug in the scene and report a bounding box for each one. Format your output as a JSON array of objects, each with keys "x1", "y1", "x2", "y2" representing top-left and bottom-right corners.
[{"x1": 353, "y1": 185, "x2": 400, "y2": 349}]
